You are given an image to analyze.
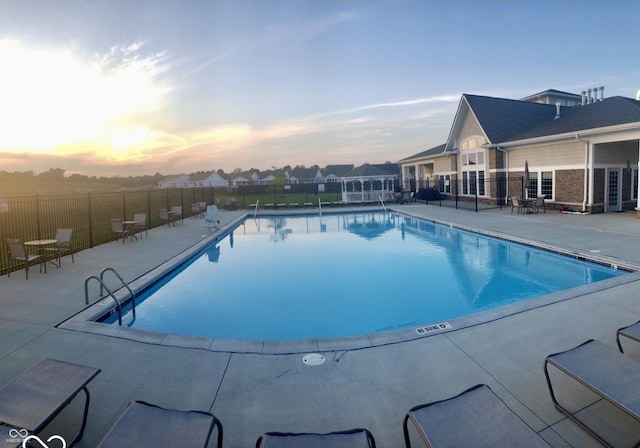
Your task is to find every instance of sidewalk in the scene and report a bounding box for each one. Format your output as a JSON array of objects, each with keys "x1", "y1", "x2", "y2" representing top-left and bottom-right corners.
[{"x1": 1, "y1": 205, "x2": 639, "y2": 447}]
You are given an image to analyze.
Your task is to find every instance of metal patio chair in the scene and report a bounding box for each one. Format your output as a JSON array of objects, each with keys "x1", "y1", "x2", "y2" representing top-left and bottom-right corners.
[
  {"x1": 4, "y1": 237, "x2": 42, "y2": 279},
  {"x1": 45, "y1": 228, "x2": 74, "y2": 266}
]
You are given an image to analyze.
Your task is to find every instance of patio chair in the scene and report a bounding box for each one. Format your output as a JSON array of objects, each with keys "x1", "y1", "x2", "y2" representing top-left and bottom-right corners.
[
  {"x1": 534, "y1": 195, "x2": 546, "y2": 214},
  {"x1": 171, "y1": 205, "x2": 183, "y2": 225},
  {"x1": 510, "y1": 196, "x2": 521, "y2": 214},
  {"x1": 158, "y1": 208, "x2": 173, "y2": 227},
  {"x1": 256, "y1": 428, "x2": 376, "y2": 448},
  {"x1": 4, "y1": 237, "x2": 42, "y2": 279},
  {"x1": 109, "y1": 218, "x2": 129, "y2": 243},
  {"x1": 403, "y1": 384, "x2": 550, "y2": 448},
  {"x1": 44, "y1": 228, "x2": 75, "y2": 266},
  {"x1": 204, "y1": 205, "x2": 221, "y2": 229},
  {"x1": 0, "y1": 358, "x2": 100, "y2": 447},
  {"x1": 97, "y1": 400, "x2": 222, "y2": 448},
  {"x1": 191, "y1": 202, "x2": 204, "y2": 218},
  {"x1": 133, "y1": 213, "x2": 147, "y2": 238}
]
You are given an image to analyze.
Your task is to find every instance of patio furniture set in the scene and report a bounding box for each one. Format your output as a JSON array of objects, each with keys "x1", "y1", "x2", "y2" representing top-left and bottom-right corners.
[
  {"x1": 3, "y1": 228, "x2": 74, "y2": 279},
  {"x1": 109, "y1": 213, "x2": 148, "y2": 244},
  {"x1": 511, "y1": 196, "x2": 546, "y2": 214},
  {"x1": 1, "y1": 321, "x2": 638, "y2": 447}
]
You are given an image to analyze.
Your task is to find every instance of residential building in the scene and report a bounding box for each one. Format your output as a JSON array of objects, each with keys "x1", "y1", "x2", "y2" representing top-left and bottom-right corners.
[
  {"x1": 398, "y1": 88, "x2": 640, "y2": 213},
  {"x1": 187, "y1": 171, "x2": 227, "y2": 188},
  {"x1": 158, "y1": 174, "x2": 190, "y2": 188}
]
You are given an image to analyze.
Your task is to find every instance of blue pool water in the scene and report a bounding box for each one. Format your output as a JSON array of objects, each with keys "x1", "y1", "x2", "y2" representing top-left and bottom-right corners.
[{"x1": 104, "y1": 212, "x2": 625, "y2": 340}]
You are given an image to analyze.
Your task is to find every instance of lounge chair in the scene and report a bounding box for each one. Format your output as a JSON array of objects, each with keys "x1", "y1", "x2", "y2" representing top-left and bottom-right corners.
[
  {"x1": 617, "y1": 320, "x2": 640, "y2": 353},
  {"x1": 204, "y1": 205, "x2": 221, "y2": 229},
  {"x1": 109, "y1": 218, "x2": 130, "y2": 243},
  {"x1": 544, "y1": 339, "x2": 640, "y2": 446},
  {"x1": 44, "y1": 228, "x2": 75, "y2": 266},
  {"x1": 97, "y1": 401, "x2": 222, "y2": 448},
  {"x1": 132, "y1": 213, "x2": 147, "y2": 238},
  {"x1": 4, "y1": 237, "x2": 42, "y2": 279},
  {"x1": 403, "y1": 384, "x2": 550, "y2": 448},
  {"x1": 256, "y1": 428, "x2": 376, "y2": 448},
  {"x1": 0, "y1": 358, "x2": 100, "y2": 446}
]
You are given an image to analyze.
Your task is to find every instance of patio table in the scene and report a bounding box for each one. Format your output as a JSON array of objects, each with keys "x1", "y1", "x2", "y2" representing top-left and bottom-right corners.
[{"x1": 24, "y1": 239, "x2": 58, "y2": 273}]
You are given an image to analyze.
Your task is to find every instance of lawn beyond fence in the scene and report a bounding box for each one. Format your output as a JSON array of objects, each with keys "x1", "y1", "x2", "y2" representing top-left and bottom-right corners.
[{"x1": 0, "y1": 184, "x2": 343, "y2": 276}]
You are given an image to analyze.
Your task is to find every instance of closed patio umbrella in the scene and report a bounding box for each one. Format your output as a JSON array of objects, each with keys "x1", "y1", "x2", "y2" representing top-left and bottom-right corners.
[{"x1": 524, "y1": 160, "x2": 530, "y2": 198}]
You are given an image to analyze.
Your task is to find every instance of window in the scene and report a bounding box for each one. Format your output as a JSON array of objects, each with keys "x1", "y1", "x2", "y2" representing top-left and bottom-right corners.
[
  {"x1": 459, "y1": 136, "x2": 487, "y2": 197},
  {"x1": 526, "y1": 171, "x2": 553, "y2": 199},
  {"x1": 527, "y1": 172, "x2": 538, "y2": 199},
  {"x1": 541, "y1": 171, "x2": 553, "y2": 198}
]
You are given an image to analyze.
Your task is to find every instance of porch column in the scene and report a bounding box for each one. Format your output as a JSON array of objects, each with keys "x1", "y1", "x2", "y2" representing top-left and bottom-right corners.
[{"x1": 637, "y1": 140, "x2": 640, "y2": 217}]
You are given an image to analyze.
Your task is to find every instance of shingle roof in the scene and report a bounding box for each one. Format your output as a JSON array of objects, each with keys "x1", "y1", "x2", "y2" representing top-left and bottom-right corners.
[
  {"x1": 343, "y1": 163, "x2": 397, "y2": 178},
  {"x1": 398, "y1": 143, "x2": 447, "y2": 162},
  {"x1": 464, "y1": 94, "x2": 640, "y2": 144}
]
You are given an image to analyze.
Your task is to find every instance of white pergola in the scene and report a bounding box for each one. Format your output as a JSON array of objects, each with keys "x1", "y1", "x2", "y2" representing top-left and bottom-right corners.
[{"x1": 340, "y1": 164, "x2": 397, "y2": 204}]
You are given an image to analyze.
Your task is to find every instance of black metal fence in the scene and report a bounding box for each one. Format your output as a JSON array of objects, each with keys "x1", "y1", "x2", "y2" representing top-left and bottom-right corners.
[
  {"x1": 415, "y1": 175, "x2": 526, "y2": 212},
  {"x1": 0, "y1": 183, "x2": 345, "y2": 276}
]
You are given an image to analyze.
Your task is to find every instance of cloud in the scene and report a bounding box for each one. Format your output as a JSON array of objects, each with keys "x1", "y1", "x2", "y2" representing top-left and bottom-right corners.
[{"x1": 0, "y1": 39, "x2": 172, "y2": 154}]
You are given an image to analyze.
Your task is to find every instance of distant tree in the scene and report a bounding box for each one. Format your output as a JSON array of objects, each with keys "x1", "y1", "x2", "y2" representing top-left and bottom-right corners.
[
  {"x1": 232, "y1": 167, "x2": 243, "y2": 173},
  {"x1": 38, "y1": 168, "x2": 65, "y2": 180}
]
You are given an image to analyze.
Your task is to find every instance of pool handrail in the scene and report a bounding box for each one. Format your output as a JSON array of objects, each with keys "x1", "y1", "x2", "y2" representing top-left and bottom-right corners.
[
  {"x1": 378, "y1": 195, "x2": 387, "y2": 213},
  {"x1": 84, "y1": 275, "x2": 123, "y2": 326}
]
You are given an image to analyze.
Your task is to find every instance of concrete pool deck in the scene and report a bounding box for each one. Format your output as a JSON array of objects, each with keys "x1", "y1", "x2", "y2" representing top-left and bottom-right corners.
[{"x1": 2, "y1": 205, "x2": 640, "y2": 447}]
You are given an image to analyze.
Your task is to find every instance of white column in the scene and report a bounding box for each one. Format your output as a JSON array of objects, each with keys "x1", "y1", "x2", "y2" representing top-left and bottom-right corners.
[{"x1": 636, "y1": 140, "x2": 640, "y2": 214}]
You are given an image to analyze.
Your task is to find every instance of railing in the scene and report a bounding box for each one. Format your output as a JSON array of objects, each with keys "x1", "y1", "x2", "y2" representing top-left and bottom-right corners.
[
  {"x1": 84, "y1": 267, "x2": 135, "y2": 326},
  {"x1": 253, "y1": 200, "x2": 259, "y2": 219},
  {"x1": 378, "y1": 195, "x2": 387, "y2": 212}
]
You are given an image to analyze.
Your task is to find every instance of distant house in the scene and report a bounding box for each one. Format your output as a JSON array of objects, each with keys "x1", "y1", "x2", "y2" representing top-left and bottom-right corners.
[
  {"x1": 322, "y1": 164, "x2": 354, "y2": 183},
  {"x1": 257, "y1": 170, "x2": 277, "y2": 185},
  {"x1": 398, "y1": 88, "x2": 640, "y2": 214},
  {"x1": 289, "y1": 166, "x2": 323, "y2": 184},
  {"x1": 158, "y1": 174, "x2": 190, "y2": 188},
  {"x1": 229, "y1": 170, "x2": 260, "y2": 187},
  {"x1": 187, "y1": 172, "x2": 227, "y2": 188}
]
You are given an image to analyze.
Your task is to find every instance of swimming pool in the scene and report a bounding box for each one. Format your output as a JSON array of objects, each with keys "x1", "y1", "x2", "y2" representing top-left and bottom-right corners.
[{"x1": 99, "y1": 211, "x2": 626, "y2": 341}]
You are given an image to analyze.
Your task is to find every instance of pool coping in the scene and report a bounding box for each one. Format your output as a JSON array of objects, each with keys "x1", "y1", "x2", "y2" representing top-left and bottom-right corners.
[{"x1": 57, "y1": 208, "x2": 640, "y2": 355}]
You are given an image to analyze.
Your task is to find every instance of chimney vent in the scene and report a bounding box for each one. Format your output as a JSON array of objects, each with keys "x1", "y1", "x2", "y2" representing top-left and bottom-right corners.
[
  {"x1": 554, "y1": 101, "x2": 561, "y2": 119},
  {"x1": 581, "y1": 91, "x2": 587, "y2": 105}
]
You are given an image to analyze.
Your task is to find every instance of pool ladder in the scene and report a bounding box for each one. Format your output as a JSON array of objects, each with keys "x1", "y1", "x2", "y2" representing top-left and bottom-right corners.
[
  {"x1": 84, "y1": 267, "x2": 136, "y2": 326},
  {"x1": 378, "y1": 195, "x2": 387, "y2": 212}
]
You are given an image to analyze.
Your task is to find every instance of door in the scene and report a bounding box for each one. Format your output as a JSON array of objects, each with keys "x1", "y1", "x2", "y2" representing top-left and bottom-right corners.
[{"x1": 606, "y1": 168, "x2": 622, "y2": 212}]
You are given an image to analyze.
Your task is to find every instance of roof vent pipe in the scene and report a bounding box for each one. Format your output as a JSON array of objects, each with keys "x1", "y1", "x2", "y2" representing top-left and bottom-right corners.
[
  {"x1": 593, "y1": 87, "x2": 599, "y2": 102},
  {"x1": 581, "y1": 91, "x2": 587, "y2": 105},
  {"x1": 599, "y1": 86, "x2": 605, "y2": 101},
  {"x1": 587, "y1": 88, "x2": 592, "y2": 103},
  {"x1": 554, "y1": 101, "x2": 561, "y2": 119}
]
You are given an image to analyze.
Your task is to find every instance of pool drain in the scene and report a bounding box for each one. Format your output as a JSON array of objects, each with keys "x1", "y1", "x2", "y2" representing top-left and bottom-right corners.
[{"x1": 302, "y1": 353, "x2": 326, "y2": 366}]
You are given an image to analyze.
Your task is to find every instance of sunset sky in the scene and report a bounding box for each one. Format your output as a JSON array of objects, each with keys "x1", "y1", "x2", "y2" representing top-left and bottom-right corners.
[{"x1": 1, "y1": 1, "x2": 640, "y2": 177}]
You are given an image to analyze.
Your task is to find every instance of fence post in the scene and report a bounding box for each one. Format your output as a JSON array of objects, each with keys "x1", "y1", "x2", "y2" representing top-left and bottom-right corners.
[
  {"x1": 122, "y1": 191, "x2": 126, "y2": 220},
  {"x1": 88, "y1": 192, "x2": 94, "y2": 248},
  {"x1": 35, "y1": 195, "x2": 42, "y2": 240}
]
